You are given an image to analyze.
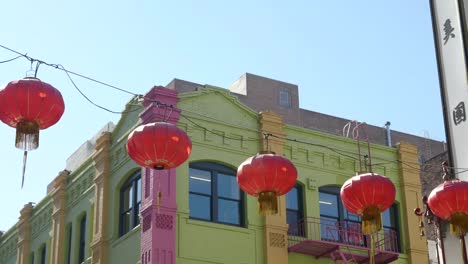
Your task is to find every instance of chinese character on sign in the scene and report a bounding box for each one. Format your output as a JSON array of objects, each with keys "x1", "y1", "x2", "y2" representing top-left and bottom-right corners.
[
  {"x1": 453, "y1": 102, "x2": 466, "y2": 125},
  {"x1": 443, "y1": 19, "x2": 455, "y2": 45}
]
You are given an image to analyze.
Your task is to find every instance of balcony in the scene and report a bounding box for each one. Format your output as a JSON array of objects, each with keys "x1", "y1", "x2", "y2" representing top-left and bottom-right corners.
[{"x1": 288, "y1": 217, "x2": 399, "y2": 264}]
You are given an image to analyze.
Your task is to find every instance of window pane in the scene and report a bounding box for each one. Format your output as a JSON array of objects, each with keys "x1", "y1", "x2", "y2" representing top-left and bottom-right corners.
[
  {"x1": 287, "y1": 209, "x2": 304, "y2": 236},
  {"x1": 66, "y1": 224, "x2": 72, "y2": 264},
  {"x1": 383, "y1": 205, "x2": 398, "y2": 228},
  {"x1": 218, "y1": 199, "x2": 240, "y2": 225},
  {"x1": 217, "y1": 173, "x2": 239, "y2": 199},
  {"x1": 189, "y1": 194, "x2": 211, "y2": 220},
  {"x1": 279, "y1": 90, "x2": 290, "y2": 107},
  {"x1": 345, "y1": 210, "x2": 361, "y2": 222},
  {"x1": 286, "y1": 187, "x2": 299, "y2": 210},
  {"x1": 134, "y1": 202, "x2": 141, "y2": 227},
  {"x1": 122, "y1": 185, "x2": 133, "y2": 211},
  {"x1": 320, "y1": 216, "x2": 339, "y2": 242},
  {"x1": 137, "y1": 177, "x2": 142, "y2": 203},
  {"x1": 121, "y1": 212, "x2": 131, "y2": 234},
  {"x1": 319, "y1": 192, "x2": 339, "y2": 217},
  {"x1": 382, "y1": 208, "x2": 391, "y2": 227},
  {"x1": 78, "y1": 216, "x2": 86, "y2": 263},
  {"x1": 40, "y1": 245, "x2": 46, "y2": 264},
  {"x1": 287, "y1": 210, "x2": 300, "y2": 226},
  {"x1": 189, "y1": 168, "x2": 212, "y2": 195}
]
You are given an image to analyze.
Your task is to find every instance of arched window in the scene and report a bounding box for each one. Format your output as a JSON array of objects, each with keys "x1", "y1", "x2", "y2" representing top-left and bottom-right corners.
[
  {"x1": 286, "y1": 184, "x2": 304, "y2": 235},
  {"x1": 189, "y1": 162, "x2": 244, "y2": 226},
  {"x1": 119, "y1": 171, "x2": 142, "y2": 236}
]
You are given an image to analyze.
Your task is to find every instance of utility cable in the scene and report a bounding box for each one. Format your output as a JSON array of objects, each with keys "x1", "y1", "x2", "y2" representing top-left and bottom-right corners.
[{"x1": 2, "y1": 43, "x2": 466, "y2": 174}]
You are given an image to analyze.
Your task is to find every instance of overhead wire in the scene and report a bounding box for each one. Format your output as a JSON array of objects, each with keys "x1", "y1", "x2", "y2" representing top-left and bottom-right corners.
[
  {"x1": 58, "y1": 64, "x2": 143, "y2": 114},
  {"x1": 1, "y1": 43, "x2": 466, "y2": 176},
  {"x1": 0, "y1": 55, "x2": 22, "y2": 64}
]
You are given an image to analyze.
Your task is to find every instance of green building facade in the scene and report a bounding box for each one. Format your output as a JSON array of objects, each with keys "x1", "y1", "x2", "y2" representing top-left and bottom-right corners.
[{"x1": 0, "y1": 74, "x2": 431, "y2": 264}]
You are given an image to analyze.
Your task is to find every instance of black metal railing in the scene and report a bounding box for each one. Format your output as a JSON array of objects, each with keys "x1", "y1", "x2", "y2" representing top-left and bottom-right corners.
[{"x1": 288, "y1": 217, "x2": 399, "y2": 253}]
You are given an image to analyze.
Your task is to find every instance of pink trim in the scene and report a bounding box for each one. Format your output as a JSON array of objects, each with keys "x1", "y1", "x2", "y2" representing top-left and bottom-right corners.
[{"x1": 140, "y1": 86, "x2": 179, "y2": 264}]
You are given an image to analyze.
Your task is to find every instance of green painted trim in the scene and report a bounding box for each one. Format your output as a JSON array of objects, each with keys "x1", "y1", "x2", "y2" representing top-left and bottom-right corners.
[
  {"x1": 110, "y1": 97, "x2": 143, "y2": 141},
  {"x1": 285, "y1": 123, "x2": 396, "y2": 153},
  {"x1": 111, "y1": 168, "x2": 141, "y2": 240},
  {"x1": 67, "y1": 158, "x2": 94, "y2": 183},
  {"x1": 111, "y1": 121, "x2": 140, "y2": 150},
  {"x1": 110, "y1": 225, "x2": 141, "y2": 249},
  {"x1": 179, "y1": 113, "x2": 259, "y2": 134},
  {"x1": 0, "y1": 225, "x2": 17, "y2": 243},
  {"x1": 179, "y1": 85, "x2": 258, "y2": 118}
]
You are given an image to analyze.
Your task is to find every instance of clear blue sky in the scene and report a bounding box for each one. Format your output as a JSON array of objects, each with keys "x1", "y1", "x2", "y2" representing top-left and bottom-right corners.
[{"x1": 0, "y1": 1, "x2": 444, "y2": 231}]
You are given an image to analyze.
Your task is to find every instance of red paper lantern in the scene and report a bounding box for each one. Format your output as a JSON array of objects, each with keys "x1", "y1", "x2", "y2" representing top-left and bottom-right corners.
[
  {"x1": 237, "y1": 153, "x2": 297, "y2": 215},
  {"x1": 428, "y1": 180, "x2": 468, "y2": 236},
  {"x1": 340, "y1": 173, "x2": 396, "y2": 234},
  {"x1": 0, "y1": 77, "x2": 65, "y2": 151},
  {"x1": 126, "y1": 122, "x2": 192, "y2": 170}
]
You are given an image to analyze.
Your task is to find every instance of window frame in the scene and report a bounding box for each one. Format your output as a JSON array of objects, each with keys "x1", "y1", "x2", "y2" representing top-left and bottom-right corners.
[
  {"x1": 319, "y1": 186, "x2": 364, "y2": 245},
  {"x1": 39, "y1": 244, "x2": 46, "y2": 264},
  {"x1": 318, "y1": 186, "x2": 401, "y2": 251},
  {"x1": 119, "y1": 171, "x2": 142, "y2": 237},
  {"x1": 382, "y1": 203, "x2": 401, "y2": 252},
  {"x1": 189, "y1": 162, "x2": 245, "y2": 227},
  {"x1": 78, "y1": 215, "x2": 86, "y2": 263},
  {"x1": 66, "y1": 223, "x2": 72, "y2": 264},
  {"x1": 279, "y1": 89, "x2": 291, "y2": 108},
  {"x1": 286, "y1": 184, "x2": 305, "y2": 235}
]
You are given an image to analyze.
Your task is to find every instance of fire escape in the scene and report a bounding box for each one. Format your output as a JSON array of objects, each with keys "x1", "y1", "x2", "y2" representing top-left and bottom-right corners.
[{"x1": 288, "y1": 218, "x2": 400, "y2": 263}]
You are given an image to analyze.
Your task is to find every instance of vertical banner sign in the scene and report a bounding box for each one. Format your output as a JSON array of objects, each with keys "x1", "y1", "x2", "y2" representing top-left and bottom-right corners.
[{"x1": 431, "y1": 0, "x2": 468, "y2": 180}]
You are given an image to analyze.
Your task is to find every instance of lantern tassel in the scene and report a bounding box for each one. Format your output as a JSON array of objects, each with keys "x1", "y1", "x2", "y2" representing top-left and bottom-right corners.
[
  {"x1": 22, "y1": 151, "x2": 28, "y2": 188},
  {"x1": 157, "y1": 191, "x2": 162, "y2": 213},
  {"x1": 370, "y1": 233, "x2": 376, "y2": 264},
  {"x1": 361, "y1": 207, "x2": 380, "y2": 264},
  {"x1": 258, "y1": 191, "x2": 278, "y2": 215},
  {"x1": 16, "y1": 121, "x2": 39, "y2": 151},
  {"x1": 362, "y1": 206, "x2": 382, "y2": 235},
  {"x1": 450, "y1": 213, "x2": 468, "y2": 236}
]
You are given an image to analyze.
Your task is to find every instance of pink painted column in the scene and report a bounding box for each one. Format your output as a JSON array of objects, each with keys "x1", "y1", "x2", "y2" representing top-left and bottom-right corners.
[{"x1": 139, "y1": 86, "x2": 180, "y2": 264}]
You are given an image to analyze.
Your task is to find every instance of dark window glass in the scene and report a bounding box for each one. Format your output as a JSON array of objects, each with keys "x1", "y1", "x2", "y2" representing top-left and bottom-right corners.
[
  {"x1": 66, "y1": 224, "x2": 72, "y2": 264},
  {"x1": 218, "y1": 199, "x2": 240, "y2": 225},
  {"x1": 382, "y1": 204, "x2": 400, "y2": 252},
  {"x1": 189, "y1": 168, "x2": 211, "y2": 195},
  {"x1": 189, "y1": 194, "x2": 211, "y2": 220},
  {"x1": 318, "y1": 186, "x2": 400, "y2": 251},
  {"x1": 119, "y1": 171, "x2": 142, "y2": 236},
  {"x1": 217, "y1": 173, "x2": 239, "y2": 199},
  {"x1": 319, "y1": 186, "x2": 362, "y2": 244},
  {"x1": 78, "y1": 215, "x2": 86, "y2": 263},
  {"x1": 286, "y1": 184, "x2": 304, "y2": 235},
  {"x1": 319, "y1": 192, "x2": 339, "y2": 218},
  {"x1": 40, "y1": 245, "x2": 46, "y2": 264},
  {"x1": 189, "y1": 162, "x2": 244, "y2": 226},
  {"x1": 279, "y1": 89, "x2": 291, "y2": 108}
]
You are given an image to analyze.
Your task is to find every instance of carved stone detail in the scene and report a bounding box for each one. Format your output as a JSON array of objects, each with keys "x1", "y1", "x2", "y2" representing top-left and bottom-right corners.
[
  {"x1": 269, "y1": 232, "x2": 286, "y2": 248},
  {"x1": 155, "y1": 214, "x2": 173, "y2": 230}
]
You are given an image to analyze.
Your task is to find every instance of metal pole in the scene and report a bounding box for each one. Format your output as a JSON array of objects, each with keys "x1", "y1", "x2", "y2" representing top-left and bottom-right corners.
[
  {"x1": 437, "y1": 220, "x2": 446, "y2": 264},
  {"x1": 460, "y1": 235, "x2": 468, "y2": 264}
]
